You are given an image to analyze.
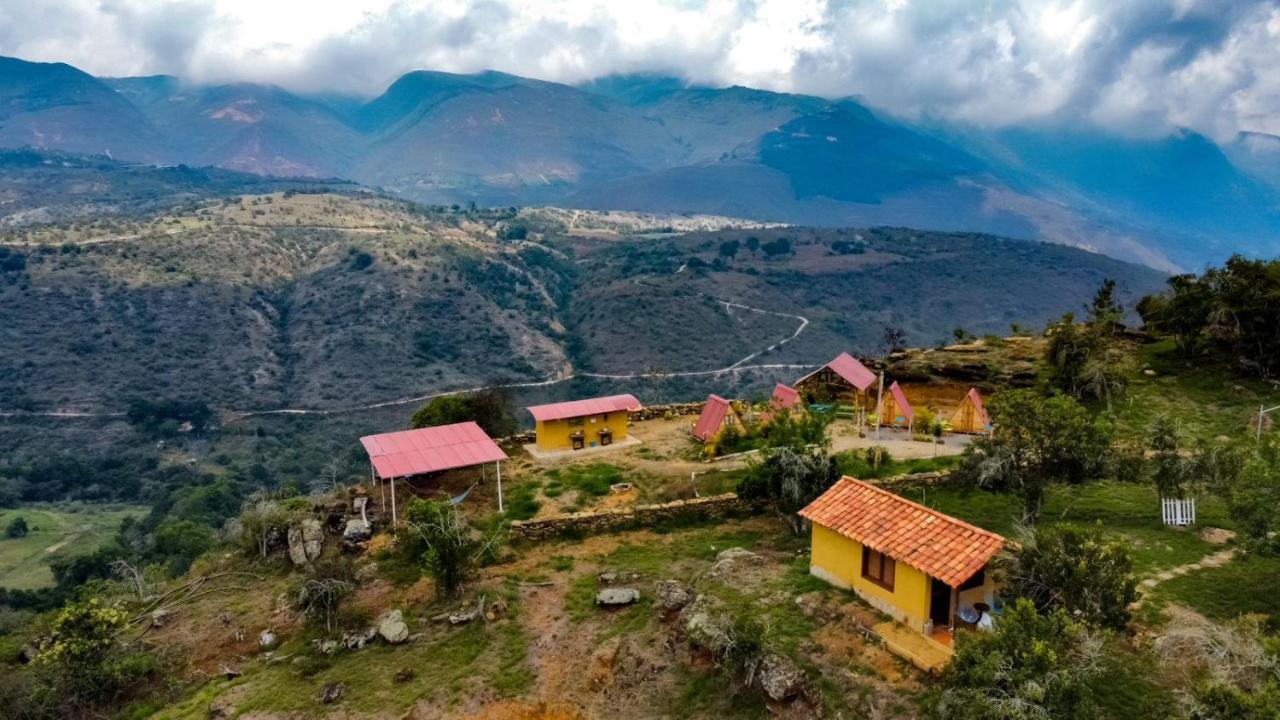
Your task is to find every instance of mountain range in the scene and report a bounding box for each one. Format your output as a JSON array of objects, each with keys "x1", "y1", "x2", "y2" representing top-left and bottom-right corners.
[{"x1": 2, "y1": 55, "x2": 1278, "y2": 271}]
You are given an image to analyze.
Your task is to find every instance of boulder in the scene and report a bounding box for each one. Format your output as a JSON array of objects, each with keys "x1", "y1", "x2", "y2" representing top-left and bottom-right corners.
[
  {"x1": 596, "y1": 587, "x2": 640, "y2": 607},
  {"x1": 394, "y1": 667, "x2": 415, "y2": 683},
  {"x1": 151, "y1": 608, "x2": 172, "y2": 628},
  {"x1": 710, "y1": 547, "x2": 763, "y2": 578},
  {"x1": 258, "y1": 630, "x2": 277, "y2": 648},
  {"x1": 319, "y1": 682, "x2": 344, "y2": 704},
  {"x1": 758, "y1": 653, "x2": 805, "y2": 702},
  {"x1": 654, "y1": 580, "x2": 695, "y2": 613},
  {"x1": 343, "y1": 627, "x2": 377, "y2": 651},
  {"x1": 680, "y1": 595, "x2": 733, "y2": 655},
  {"x1": 343, "y1": 518, "x2": 372, "y2": 543},
  {"x1": 287, "y1": 517, "x2": 324, "y2": 566},
  {"x1": 378, "y1": 610, "x2": 410, "y2": 644}
]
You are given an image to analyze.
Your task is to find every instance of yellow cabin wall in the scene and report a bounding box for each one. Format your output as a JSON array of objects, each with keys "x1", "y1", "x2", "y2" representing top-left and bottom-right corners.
[
  {"x1": 535, "y1": 412, "x2": 631, "y2": 451},
  {"x1": 810, "y1": 524, "x2": 930, "y2": 632}
]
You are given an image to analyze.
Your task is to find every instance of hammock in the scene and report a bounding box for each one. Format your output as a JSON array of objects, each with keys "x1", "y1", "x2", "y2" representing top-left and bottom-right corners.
[{"x1": 449, "y1": 481, "x2": 478, "y2": 506}]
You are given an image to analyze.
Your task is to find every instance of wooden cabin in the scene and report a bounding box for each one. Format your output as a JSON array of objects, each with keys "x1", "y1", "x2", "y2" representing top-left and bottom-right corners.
[
  {"x1": 794, "y1": 353, "x2": 878, "y2": 423},
  {"x1": 527, "y1": 394, "x2": 642, "y2": 452},
  {"x1": 879, "y1": 381, "x2": 915, "y2": 430},
  {"x1": 949, "y1": 388, "x2": 991, "y2": 434},
  {"x1": 801, "y1": 478, "x2": 1005, "y2": 649}
]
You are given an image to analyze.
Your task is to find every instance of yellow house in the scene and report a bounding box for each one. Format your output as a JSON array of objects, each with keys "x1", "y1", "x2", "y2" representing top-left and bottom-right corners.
[
  {"x1": 799, "y1": 477, "x2": 1006, "y2": 646},
  {"x1": 526, "y1": 394, "x2": 642, "y2": 453}
]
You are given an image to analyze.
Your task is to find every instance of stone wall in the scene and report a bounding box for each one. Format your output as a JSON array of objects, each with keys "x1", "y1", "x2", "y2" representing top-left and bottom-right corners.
[
  {"x1": 509, "y1": 493, "x2": 750, "y2": 541},
  {"x1": 871, "y1": 470, "x2": 952, "y2": 491},
  {"x1": 629, "y1": 402, "x2": 704, "y2": 421}
]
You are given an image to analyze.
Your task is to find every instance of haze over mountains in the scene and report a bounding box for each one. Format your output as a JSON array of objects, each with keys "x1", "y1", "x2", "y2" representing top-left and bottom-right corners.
[{"x1": 3, "y1": 55, "x2": 1278, "y2": 272}]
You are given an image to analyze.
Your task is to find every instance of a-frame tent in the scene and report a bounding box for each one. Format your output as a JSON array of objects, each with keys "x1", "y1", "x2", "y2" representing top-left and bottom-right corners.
[
  {"x1": 879, "y1": 381, "x2": 915, "y2": 431},
  {"x1": 949, "y1": 387, "x2": 991, "y2": 434}
]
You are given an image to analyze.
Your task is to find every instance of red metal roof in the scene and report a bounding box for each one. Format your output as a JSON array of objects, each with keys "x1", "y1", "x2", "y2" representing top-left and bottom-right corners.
[
  {"x1": 966, "y1": 387, "x2": 990, "y2": 427},
  {"x1": 360, "y1": 421, "x2": 507, "y2": 479},
  {"x1": 771, "y1": 383, "x2": 799, "y2": 410},
  {"x1": 887, "y1": 381, "x2": 914, "y2": 424},
  {"x1": 797, "y1": 352, "x2": 876, "y2": 392},
  {"x1": 527, "y1": 394, "x2": 642, "y2": 423},
  {"x1": 692, "y1": 394, "x2": 732, "y2": 442},
  {"x1": 800, "y1": 477, "x2": 1006, "y2": 587}
]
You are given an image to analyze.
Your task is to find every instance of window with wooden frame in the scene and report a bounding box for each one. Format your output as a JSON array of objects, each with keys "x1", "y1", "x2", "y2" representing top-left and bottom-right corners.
[{"x1": 861, "y1": 546, "x2": 896, "y2": 590}]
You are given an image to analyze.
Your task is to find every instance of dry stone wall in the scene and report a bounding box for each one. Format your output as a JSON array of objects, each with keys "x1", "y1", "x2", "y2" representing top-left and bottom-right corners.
[{"x1": 509, "y1": 493, "x2": 750, "y2": 541}]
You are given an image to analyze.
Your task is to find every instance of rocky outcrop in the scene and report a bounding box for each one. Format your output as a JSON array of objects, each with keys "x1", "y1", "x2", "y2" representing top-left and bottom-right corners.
[
  {"x1": 758, "y1": 654, "x2": 805, "y2": 701},
  {"x1": 680, "y1": 595, "x2": 733, "y2": 656},
  {"x1": 287, "y1": 518, "x2": 323, "y2": 566},
  {"x1": 654, "y1": 580, "x2": 694, "y2": 613},
  {"x1": 342, "y1": 518, "x2": 372, "y2": 543},
  {"x1": 709, "y1": 547, "x2": 764, "y2": 578},
  {"x1": 377, "y1": 610, "x2": 409, "y2": 644}
]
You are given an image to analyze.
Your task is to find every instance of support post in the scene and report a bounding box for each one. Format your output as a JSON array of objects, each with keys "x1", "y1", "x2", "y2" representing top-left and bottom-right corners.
[
  {"x1": 375, "y1": 462, "x2": 384, "y2": 513},
  {"x1": 875, "y1": 372, "x2": 885, "y2": 441},
  {"x1": 496, "y1": 461, "x2": 504, "y2": 514},
  {"x1": 390, "y1": 476, "x2": 398, "y2": 526}
]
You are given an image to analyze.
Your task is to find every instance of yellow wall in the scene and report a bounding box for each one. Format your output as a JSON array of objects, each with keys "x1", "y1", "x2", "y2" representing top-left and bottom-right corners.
[
  {"x1": 535, "y1": 412, "x2": 631, "y2": 451},
  {"x1": 810, "y1": 524, "x2": 930, "y2": 632}
]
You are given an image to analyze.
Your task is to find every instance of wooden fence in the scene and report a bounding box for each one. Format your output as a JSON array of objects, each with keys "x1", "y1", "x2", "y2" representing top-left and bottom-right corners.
[{"x1": 1161, "y1": 497, "x2": 1196, "y2": 526}]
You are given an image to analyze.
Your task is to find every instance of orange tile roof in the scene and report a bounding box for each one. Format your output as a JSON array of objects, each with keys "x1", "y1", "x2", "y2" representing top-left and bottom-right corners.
[{"x1": 799, "y1": 477, "x2": 1006, "y2": 587}]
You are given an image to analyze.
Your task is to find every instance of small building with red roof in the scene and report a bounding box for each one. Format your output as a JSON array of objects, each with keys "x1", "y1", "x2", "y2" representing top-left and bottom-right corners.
[
  {"x1": 948, "y1": 387, "x2": 992, "y2": 434},
  {"x1": 691, "y1": 394, "x2": 741, "y2": 443},
  {"x1": 526, "y1": 394, "x2": 642, "y2": 453},
  {"x1": 794, "y1": 353, "x2": 879, "y2": 425},
  {"x1": 879, "y1": 381, "x2": 915, "y2": 430},
  {"x1": 770, "y1": 383, "x2": 800, "y2": 411},
  {"x1": 800, "y1": 477, "x2": 1005, "y2": 645}
]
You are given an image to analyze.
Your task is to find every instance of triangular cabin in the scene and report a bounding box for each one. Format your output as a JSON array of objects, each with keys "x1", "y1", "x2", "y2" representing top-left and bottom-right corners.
[
  {"x1": 794, "y1": 353, "x2": 878, "y2": 423},
  {"x1": 691, "y1": 394, "x2": 741, "y2": 442},
  {"x1": 759, "y1": 383, "x2": 801, "y2": 424},
  {"x1": 948, "y1": 388, "x2": 991, "y2": 434},
  {"x1": 800, "y1": 477, "x2": 1006, "y2": 653},
  {"x1": 879, "y1": 381, "x2": 915, "y2": 431}
]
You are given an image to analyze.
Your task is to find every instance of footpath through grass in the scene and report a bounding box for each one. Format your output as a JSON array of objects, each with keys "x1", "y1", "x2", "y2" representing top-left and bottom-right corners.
[{"x1": 0, "y1": 503, "x2": 145, "y2": 589}]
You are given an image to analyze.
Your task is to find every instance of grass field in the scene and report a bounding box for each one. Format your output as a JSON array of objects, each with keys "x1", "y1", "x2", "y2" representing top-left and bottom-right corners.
[
  {"x1": 918, "y1": 481, "x2": 1233, "y2": 577},
  {"x1": 0, "y1": 503, "x2": 145, "y2": 590},
  {"x1": 1115, "y1": 339, "x2": 1280, "y2": 443}
]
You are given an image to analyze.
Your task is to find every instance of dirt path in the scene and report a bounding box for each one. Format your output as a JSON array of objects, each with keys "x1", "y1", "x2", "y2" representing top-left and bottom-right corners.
[{"x1": 1133, "y1": 546, "x2": 1237, "y2": 608}]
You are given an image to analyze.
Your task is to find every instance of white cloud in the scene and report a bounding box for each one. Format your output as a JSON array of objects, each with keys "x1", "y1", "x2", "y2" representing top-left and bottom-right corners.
[{"x1": 0, "y1": 0, "x2": 1278, "y2": 140}]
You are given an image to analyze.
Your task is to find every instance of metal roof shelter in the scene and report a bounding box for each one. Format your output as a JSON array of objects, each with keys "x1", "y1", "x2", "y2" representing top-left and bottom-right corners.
[
  {"x1": 796, "y1": 352, "x2": 877, "y2": 392},
  {"x1": 360, "y1": 421, "x2": 508, "y2": 524},
  {"x1": 527, "y1": 394, "x2": 642, "y2": 423}
]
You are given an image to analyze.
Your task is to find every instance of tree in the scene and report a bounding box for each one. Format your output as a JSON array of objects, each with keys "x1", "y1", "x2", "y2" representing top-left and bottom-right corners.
[
  {"x1": 718, "y1": 239, "x2": 740, "y2": 259},
  {"x1": 31, "y1": 598, "x2": 156, "y2": 715},
  {"x1": 1087, "y1": 277, "x2": 1123, "y2": 335},
  {"x1": 1045, "y1": 313, "x2": 1091, "y2": 398},
  {"x1": 152, "y1": 520, "x2": 216, "y2": 575},
  {"x1": 1002, "y1": 524, "x2": 1138, "y2": 630},
  {"x1": 954, "y1": 390, "x2": 1111, "y2": 524},
  {"x1": 411, "y1": 388, "x2": 516, "y2": 438},
  {"x1": 291, "y1": 559, "x2": 355, "y2": 633},
  {"x1": 738, "y1": 448, "x2": 840, "y2": 534},
  {"x1": 406, "y1": 500, "x2": 485, "y2": 599},
  {"x1": 1147, "y1": 416, "x2": 1190, "y2": 499},
  {"x1": 6, "y1": 515, "x2": 28, "y2": 538},
  {"x1": 882, "y1": 325, "x2": 907, "y2": 354},
  {"x1": 1224, "y1": 437, "x2": 1280, "y2": 554},
  {"x1": 935, "y1": 599, "x2": 1102, "y2": 720}
]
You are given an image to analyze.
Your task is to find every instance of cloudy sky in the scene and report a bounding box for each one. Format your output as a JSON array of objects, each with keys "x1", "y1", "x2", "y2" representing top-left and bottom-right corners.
[{"x1": 1, "y1": 0, "x2": 1278, "y2": 140}]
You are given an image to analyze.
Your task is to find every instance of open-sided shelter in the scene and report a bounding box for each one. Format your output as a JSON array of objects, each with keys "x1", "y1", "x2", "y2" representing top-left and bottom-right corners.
[
  {"x1": 801, "y1": 477, "x2": 1005, "y2": 644},
  {"x1": 360, "y1": 421, "x2": 508, "y2": 524},
  {"x1": 879, "y1": 381, "x2": 915, "y2": 431},
  {"x1": 794, "y1": 353, "x2": 878, "y2": 425},
  {"x1": 527, "y1": 394, "x2": 642, "y2": 452},
  {"x1": 949, "y1": 388, "x2": 991, "y2": 434},
  {"x1": 691, "y1": 394, "x2": 741, "y2": 442}
]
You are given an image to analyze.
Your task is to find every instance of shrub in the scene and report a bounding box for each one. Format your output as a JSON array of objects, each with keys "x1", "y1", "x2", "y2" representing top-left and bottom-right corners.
[
  {"x1": 405, "y1": 500, "x2": 483, "y2": 599},
  {"x1": 290, "y1": 559, "x2": 355, "y2": 633},
  {"x1": 5, "y1": 516, "x2": 28, "y2": 538},
  {"x1": 30, "y1": 598, "x2": 157, "y2": 716},
  {"x1": 739, "y1": 448, "x2": 840, "y2": 534},
  {"x1": 1002, "y1": 524, "x2": 1138, "y2": 630}
]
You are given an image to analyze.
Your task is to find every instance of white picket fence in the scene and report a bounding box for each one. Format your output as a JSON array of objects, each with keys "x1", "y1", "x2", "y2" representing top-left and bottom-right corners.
[{"x1": 1161, "y1": 497, "x2": 1196, "y2": 526}]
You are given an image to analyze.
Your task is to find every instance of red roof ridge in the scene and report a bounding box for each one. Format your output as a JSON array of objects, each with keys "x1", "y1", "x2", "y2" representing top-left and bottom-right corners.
[{"x1": 833, "y1": 476, "x2": 1005, "y2": 543}]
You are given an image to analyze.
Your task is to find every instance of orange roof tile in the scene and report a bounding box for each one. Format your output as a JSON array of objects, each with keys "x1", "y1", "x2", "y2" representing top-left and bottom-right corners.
[{"x1": 799, "y1": 477, "x2": 1006, "y2": 587}]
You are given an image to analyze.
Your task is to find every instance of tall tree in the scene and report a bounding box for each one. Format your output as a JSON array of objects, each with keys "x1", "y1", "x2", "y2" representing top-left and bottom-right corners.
[
  {"x1": 954, "y1": 390, "x2": 1112, "y2": 524},
  {"x1": 1002, "y1": 524, "x2": 1139, "y2": 630}
]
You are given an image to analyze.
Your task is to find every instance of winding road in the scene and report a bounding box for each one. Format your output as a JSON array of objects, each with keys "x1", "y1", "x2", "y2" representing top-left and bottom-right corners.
[{"x1": 2, "y1": 290, "x2": 816, "y2": 420}]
